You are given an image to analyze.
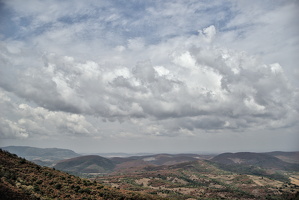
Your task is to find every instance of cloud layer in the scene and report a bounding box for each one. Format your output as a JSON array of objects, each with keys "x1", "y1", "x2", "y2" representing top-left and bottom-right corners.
[
  {"x1": 1, "y1": 34, "x2": 298, "y2": 138},
  {"x1": 0, "y1": 0, "x2": 298, "y2": 152}
]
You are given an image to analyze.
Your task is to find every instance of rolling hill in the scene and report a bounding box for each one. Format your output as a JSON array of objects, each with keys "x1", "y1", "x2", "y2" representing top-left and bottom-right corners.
[
  {"x1": 211, "y1": 152, "x2": 299, "y2": 171},
  {"x1": 266, "y1": 151, "x2": 299, "y2": 164},
  {"x1": 54, "y1": 155, "x2": 115, "y2": 173},
  {"x1": 111, "y1": 153, "x2": 212, "y2": 167},
  {"x1": 0, "y1": 148, "x2": 163, "y2": 200},
  {"x1": 1, "y1": 146, "x2": 298, "y2": 199},
  {"x1": 98, "y1": 159, "x2": 299, "y2": 200},
  {"x1": 134, "y1": 154, "x2": 202, "y2": 165}
]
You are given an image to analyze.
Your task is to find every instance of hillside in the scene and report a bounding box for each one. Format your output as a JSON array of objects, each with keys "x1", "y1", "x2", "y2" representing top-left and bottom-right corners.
[
  {"x1": 133, "y1": 154, "x2": 202, "y2": 165},
  {"x1": 211, "y1": 152, "x2": 299, "y2": 171},
  {"x1": 111, "y1": 153, "x2": 212, "y2": 167},
  {"x1": 1, "y1": 147, "x2": 298, "y2": 199},
  {"x1": 0, "y1": 148, "x2": 163, "y2": 200},
  {"x1": 98, "y1": 160, "x2": 299, "y2": 200},
  {"x1": 1, "y1": 146, "x2": 80, "y2": 166},
  {"x1": 266, "y1": 151, "x2": 299, "y2": 164},
  {"x1": 54, "y1": 155, "x2": 115, "y2": 173}
]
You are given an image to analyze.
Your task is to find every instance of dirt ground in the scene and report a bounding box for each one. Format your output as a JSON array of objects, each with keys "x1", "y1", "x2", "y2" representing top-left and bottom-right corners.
[
  {"x1": 247, "y1": 175, "x2": 283, "y2": 187},
  {"x1": 290, "y1": 176, "x2": 299, "y2": 186}
]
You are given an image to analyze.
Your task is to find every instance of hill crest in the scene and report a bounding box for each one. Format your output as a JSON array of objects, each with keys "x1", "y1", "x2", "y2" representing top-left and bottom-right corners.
[
  {"x1": 211, "y1": 152, "x2": 299, "y2": 171},
  {"x1": 1, "y1": 146, "x2": 80, "y2": 161},
  {"x1": 54, "y1": 155, "x2": 115, "y2": 173},
  {"x1": 0, "y1": 148, "x2": 162, "y2": 200}
]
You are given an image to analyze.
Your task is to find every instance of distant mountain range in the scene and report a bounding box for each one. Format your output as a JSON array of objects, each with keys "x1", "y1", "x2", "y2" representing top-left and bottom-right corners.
[
  {"x1": 2, "y1": 146, "x2": 298, "y2": 174},
  {"x1": 52, "y1": 151, "x2": 299, "y2": 175},
  {"x1": 53, "y1": 153, "x2": 210, "y2": 174},
  {"x1": 1, "y1": 146, "x2": 299, "y2": 199},
  {"x1": 1, "y1": 146, "x2": 80, "y2": 166},
  {"x1": 211, "y1": 152, "x2": 299, "y2": 171}
]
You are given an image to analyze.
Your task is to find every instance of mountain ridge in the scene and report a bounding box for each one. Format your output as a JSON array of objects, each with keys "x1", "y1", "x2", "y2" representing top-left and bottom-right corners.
[
  {"x1": 54, "y1": 155, "x2": 116, "y2": 173},
  {"x1": 0, "y1": 148, "x2": 163, "y2": 200},
  {"x1": 1, "y1": 146, "x2": 80, "y2": 163},
  {"x1": 211, "y1": 152, "x2": 299, "y2": 171}
]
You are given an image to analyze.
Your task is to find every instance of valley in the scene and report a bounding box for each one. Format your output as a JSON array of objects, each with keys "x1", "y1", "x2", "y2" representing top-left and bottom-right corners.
[
  {"x1": 97, "y1": 160, "x2": 299, "y2": 199},
  {"x1": 1, "y1": 146, "x2": 299, "y2": 199}
]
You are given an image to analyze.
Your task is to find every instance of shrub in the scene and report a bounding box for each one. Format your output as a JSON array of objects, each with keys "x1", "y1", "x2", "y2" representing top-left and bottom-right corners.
[
  {"x1": 73, "y1": 185, "x2": 81, "y2": 192},
  {"x1": 55, "y1": 183, "x2": 62, "y2": 189},
  {"x1": 33, "y1": 185, "x2": 40, "y2": 192},
  {"x1": 97, "y1": 185, "x2": 104, "y2": 189},
  {"x1": 19, "y1": 158, "x2": 26, "y2": 164}
]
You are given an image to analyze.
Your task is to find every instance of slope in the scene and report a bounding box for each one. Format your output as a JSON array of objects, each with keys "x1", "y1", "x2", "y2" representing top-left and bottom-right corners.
[
  {"x1": 0, "y1": 148, "x2": 164, "y2": 200},
  {"x1": 266, "y1": 151, "x2": 299, "y2": 164},
  {"x1": 2, "y1": 146, "x2": 80, "y2": 166},
  {"x1": 54, "y1": 155, "x2": 115, "y2": 173},
  {"x1": 211, "y1": 152, "x2": 299, "y2": 171},
  {"x1": 98, "y1": 160, "x2": 299, "y2": 200}
]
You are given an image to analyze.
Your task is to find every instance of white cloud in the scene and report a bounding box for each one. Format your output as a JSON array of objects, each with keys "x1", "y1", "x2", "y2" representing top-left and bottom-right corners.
[
  {"x1": 0, "y1": 0, "x2": 298, "y2": 152},
  {"x1": 0, "y1": 25, "x2": 298, "y2": 137},
  {"x1": 0, "y1": 88, "x2": 99, "y2": 139},
  {"x1": 17, "y1": 103, "x2": 99, "y2": 137},
  {"x1": 0, "y1": 118, "x2": 29, "y2": 139},
  {"x1": 218, "y1": 0, "x2": 299, "y2": 85},
  {"x1": 128, "y1": 38, "x2": 145, "y2": 51},
  {"x1": 199, "y1": 25, "x2": 216, "y2": 43}
]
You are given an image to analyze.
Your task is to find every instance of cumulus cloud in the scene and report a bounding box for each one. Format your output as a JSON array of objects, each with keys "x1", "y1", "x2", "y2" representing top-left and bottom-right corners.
[
  {"x1": 17, "y1": 104, "x2": 97, "y2": 136},
  {"x1": 0, "y1": 0, "x2": 298, "y2": 146},
  {"x1": 0, "y1": 118, "x2": 29, "y2": 139},
  {"x1": 199, "y1": 25, "x2": 216, "y2": 43},
  {"x1": 0, "y1": 27, "x2": 298, "y2": 138},
  {"x1": 0, "y1": 88, "x2": 99, "y2": 139}
]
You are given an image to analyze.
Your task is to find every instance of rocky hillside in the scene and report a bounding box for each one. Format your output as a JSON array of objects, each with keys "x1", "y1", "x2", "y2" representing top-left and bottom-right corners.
[{"x1": 0, "y1": 148, "x2": 163, "y2": 200}]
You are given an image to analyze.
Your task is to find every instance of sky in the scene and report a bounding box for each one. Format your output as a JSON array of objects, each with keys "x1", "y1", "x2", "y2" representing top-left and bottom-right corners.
[{"x1": 0, "y1": 0, "x2": 298, "y2": 154}]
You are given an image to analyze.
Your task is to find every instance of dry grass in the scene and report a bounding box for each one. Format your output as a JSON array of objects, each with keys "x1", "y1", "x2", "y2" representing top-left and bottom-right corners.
[{"x1": 290, "y1": 175, "x2": 299, "y2": 186}]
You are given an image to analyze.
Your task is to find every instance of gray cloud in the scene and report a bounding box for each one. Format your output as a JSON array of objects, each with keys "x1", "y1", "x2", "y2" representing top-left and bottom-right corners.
[
  {"x1": 0, "y1": 88, "x2": 99, "y2": 139},
  {"x1": 1, "y1": 36, "x2": 297, "y2": 137},
  {"x1": 0, "y1": 1, "x2": 298, "y2": 153}
]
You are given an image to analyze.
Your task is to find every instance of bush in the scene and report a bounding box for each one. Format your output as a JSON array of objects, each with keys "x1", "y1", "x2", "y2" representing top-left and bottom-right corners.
[
  {"x1": 73, "y1": 185, "x2": 81, "y2": 192},
  {"x1": 33, "y1": 185, "x2": 40, "y2": 192},
  {"x1": 19, "y1": 158, "x2": 26, "y2": 164},
  {"x1": 55, "y1": 183, "x2": 62, "y2": 189},
  {"x1": 79, "y1": 188, "x2": 91, "y2": 194},
  {"x1": 97, "y1": 185, "x2": 104, "y2": 189}
]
